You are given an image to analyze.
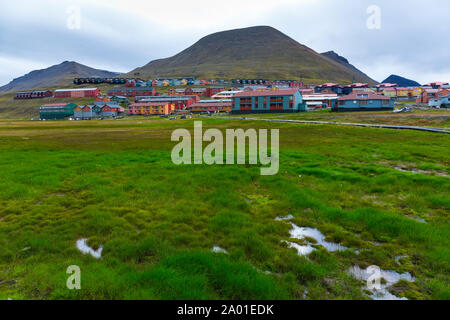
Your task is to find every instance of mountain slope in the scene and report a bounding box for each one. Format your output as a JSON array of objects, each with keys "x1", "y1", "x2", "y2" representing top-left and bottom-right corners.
[
  {"x1": 0, "y1": 61, "x2": 120, "y2": 92},
  {"x1": 382, "y1": 74, "x2": 421, "y2": 87},
  {"x1": 127, "y1": 26, "x2": 377, "y2": 85},
  {"x1": 321, "y1": 51, "x2": 377, "y2": 84}
]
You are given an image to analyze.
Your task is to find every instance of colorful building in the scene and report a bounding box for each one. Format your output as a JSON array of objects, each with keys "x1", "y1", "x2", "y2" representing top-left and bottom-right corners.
[
  {"x1": 14, "y1": 90, "x2": 53, "y2": 100},
  {"x1": 136, "y1": 95, "x2": 199, "y2": 110},
  {"x1": 189, "y1": 100, "x2": 232, "y2": 113},
  {"x1": 335, "y1": 92, "x2": 394, "y2": 112},
  {"x1": 428, "y1": 94, "x2": 450, "y2": 108},
  {"x1": 232, "y1": 89, "x2": 305, "y2": 114},
  {"x1": 73, "y1": 104, "x2": 125, "y2": 119},
  {"x1": 416, "y1": 89, "x2": 441, "y2": 103},
  {"x1": 302, "y1": 94, "x2": 339, "y2": 109},
  {"x1": 376, "y1": 83, "x2": 397, "y2": 93},
  {"x1": 382, "y1": 88, "x2": 397, "y2": 98},
  {"x1": 54, "y1": 88, "x2": 100, "y2": 98},
  {"x1": 206, "y1": 87, "x2": 225, "y2": 97},
  {"x1": 128, "y1": 102, "x2": 175, "y2": 116},
  {"x1": 107, "y1": 88, "x2": 157, "y2": 97},
  {"x1": 211, "y1": 90, "x2": 243, "y2": 99},
  {"x1": 314, "y1": 83, "x2": 343, "y2": 95},
  {"x1": 40, "y1": 103, "x2": 77, "y2": 120},
  {"x1": 395, "y1": 87, "x2": 411, "y2": 98}
]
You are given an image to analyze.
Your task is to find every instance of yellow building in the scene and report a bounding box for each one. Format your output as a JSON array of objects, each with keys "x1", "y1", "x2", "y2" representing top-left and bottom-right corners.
[
  {"x1": 396, "y1": 88, "x2": 410, "y2": 98},
  {"x1": 410, "y1": 87, "x2": 423, "y2": 97},
  {"x1": 129, "y1": 102, "x2": 174, "y2": 115}
]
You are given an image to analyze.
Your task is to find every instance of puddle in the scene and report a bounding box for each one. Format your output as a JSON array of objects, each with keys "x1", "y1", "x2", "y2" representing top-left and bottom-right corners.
[
  {"x1": 76, "y1": 239, "x2": 103, "y2": 259},
  {"x1": 212, "y1": 246, "x2": 228, "y2": 254},
  {"x1": 275, "y1": 215, "x2": 294, "y2": 221},
  {"x1": 348, "y1": 265, "x2": 414, "y2": 300},
  {"x1": 284, "y1": 240, "x2": 316, "y2": 256},
  {"x1": 283, "y1": 223, "x2": 347, "y2": 256}
]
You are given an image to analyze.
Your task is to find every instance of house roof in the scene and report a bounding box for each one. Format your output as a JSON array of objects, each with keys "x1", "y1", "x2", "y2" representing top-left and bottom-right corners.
[
  {"x1": 190, "y1": 102, "x2": 232, "y2": 108},
  {"x1": 41, "y1": 103, "x2": 71, "y2": 107},
  {"x1": 234, "y1": 89, "x2": 299, "y2": 98},
  {"x1": 130, "y1": 102, "x2": 170, "y2": 107},
  {"x1": 346, "y1": 83, "x2": 368, "y2": 88},
  {"x1": 424, "y1": 82, "x2": 449, "y2": 86},
  {"x1": 338, "y1": 92, "x2": 390, "y2": 101},
  {"x1": 54, "y1": 88, "x2": 98, "y2": 92},
  {"x1": 376, "y1": 83, "x2": 397, "y2": 88},
  {"x1": 317, "y1": 83, "x2": 339, "y2": 87}
]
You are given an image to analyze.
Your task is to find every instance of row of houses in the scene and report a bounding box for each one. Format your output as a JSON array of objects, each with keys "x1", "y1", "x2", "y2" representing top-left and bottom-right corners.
[
  {"x1": 14, "y1": 90, "x2": 53, "y2": 100},
  {"x1": 107, "y1": 88, "x2": 158, "y2": 97},
  {"x1": 167, "y1": 87, "x2": 225, "y2": 97},
  {"x1": 40, "y1": 102, "x2": 125, "y2": 120},
  {"x1": 230, "y1": 89, "x2": 394, "y2": 114},
  {"x1": 73, "y1": 77, "x2": 232, "y2": 87},
  {"x1": 135, "y1": 95, "x2": 200, "y2": 110}
]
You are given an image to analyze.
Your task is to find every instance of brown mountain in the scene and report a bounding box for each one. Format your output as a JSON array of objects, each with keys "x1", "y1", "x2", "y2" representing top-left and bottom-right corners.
[
  {"x1": 0, "y1": 61, "x2": 120, "y2": 92},
  {"x1": 127, "y1": 26, "x2": 377, "y2": 85}
]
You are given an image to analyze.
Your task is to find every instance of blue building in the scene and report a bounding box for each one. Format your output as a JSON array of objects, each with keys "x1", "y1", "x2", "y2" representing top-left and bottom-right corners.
[
  {"x1": 232, "y1": 89, "x2": 306, "y2": 114},
  {"x1": 335, "y1": 92, "x2": 394, "y2": 112}
]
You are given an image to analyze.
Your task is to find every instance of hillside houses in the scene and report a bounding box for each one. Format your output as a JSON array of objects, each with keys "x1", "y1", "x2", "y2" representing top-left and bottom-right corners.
[
  {"x1": 54, "y1": 88, "x2": 100, "y2": 98},
  {"x1": 14, "y1": 90, "x2": 53, "y2": 100},
  {"x1": 107, "y1": 88, "x2": 157, "y2": 97}
]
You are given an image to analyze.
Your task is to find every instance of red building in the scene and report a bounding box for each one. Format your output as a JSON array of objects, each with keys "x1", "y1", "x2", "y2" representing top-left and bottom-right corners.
[
  {"x1": 54, "y1": 88, "x2": 100, "y2": 98},
  {"x1": 14, "y1": 90, "x2": 53, "y2": 100},
  {"x1": 107, "y1": 88, "x2": 157, "y2": 97},
  {"x1": 206, "y1": 87, "x2": 225, "y2": 97},
  {"x1": 136, "y1": 95, "x2": 199, "y2": 110}
]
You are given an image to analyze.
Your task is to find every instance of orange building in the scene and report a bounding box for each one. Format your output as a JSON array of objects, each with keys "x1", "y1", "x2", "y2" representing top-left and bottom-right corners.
[{"x1": 128, "y1": 102, "x2": 175, "y2": 115}]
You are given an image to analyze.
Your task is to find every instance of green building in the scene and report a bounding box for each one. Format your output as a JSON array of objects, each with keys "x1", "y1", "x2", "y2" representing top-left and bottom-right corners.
[{"x1": 40, "y1": 103, "x2": 77, "y2": 120}]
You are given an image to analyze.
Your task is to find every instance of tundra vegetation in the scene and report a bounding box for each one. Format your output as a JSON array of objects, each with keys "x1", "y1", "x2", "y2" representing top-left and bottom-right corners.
[{"x1": 0, "y1": 116, "x2": 448, "y2": 300}]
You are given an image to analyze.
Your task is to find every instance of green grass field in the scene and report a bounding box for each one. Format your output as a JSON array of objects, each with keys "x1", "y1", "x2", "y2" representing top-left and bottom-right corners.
[{"x1": 0, "y1": 116, "x2": 448, "y2": 300}]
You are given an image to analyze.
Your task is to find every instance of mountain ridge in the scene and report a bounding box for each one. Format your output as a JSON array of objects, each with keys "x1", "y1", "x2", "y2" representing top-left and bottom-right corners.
[
  {"x1": 382, "y1": 74, "x2": 421, "y2": 87},
  {"x1": 321, "y1": 51, "x2": 377, "y2": 84},
  {"x1": 0, "y1": 61, "x2": 120, "y2": 92},
  {"x1": 126, "y1": 26, "x2": 377, "y2": 85}
]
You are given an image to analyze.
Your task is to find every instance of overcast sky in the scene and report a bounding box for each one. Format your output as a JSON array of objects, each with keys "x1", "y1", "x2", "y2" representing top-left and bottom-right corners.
[{"x1": 1, "y1": 0, "x2": 449, "y2": 86}]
